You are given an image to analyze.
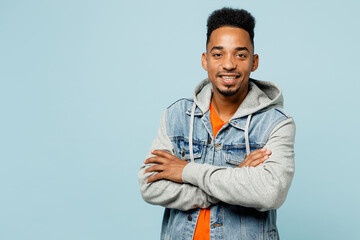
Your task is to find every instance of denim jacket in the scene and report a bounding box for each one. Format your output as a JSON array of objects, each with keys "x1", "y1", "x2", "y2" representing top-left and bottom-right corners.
[{"x1": 139, "y1": 79, "x2": 295, "y2": 240}]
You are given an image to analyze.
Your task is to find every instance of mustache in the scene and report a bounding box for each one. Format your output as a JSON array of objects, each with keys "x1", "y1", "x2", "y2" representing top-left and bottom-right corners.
[{"x1": 215, "y1": 71, "x2": 242, "y2": 77}]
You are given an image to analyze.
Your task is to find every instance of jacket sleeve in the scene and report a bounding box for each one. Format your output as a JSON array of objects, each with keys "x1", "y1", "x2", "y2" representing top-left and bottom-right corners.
[
  {"x1": 138, "y1": 110, "x2": 219, "y2": 211},
  {"x1": 181, "y1": 117, "x2": 296, "y2": 211}
]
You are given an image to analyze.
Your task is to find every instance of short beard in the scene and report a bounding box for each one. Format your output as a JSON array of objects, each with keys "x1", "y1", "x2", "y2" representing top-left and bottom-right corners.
[{"x1": 215, "y1": 86, "x2": 241, "y2": 97}]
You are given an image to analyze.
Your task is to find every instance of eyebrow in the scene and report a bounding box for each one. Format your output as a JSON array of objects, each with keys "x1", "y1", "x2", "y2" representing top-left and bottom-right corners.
[
  {"x1": 235, "y1": 47, "x2": 250, "y2": 53},
  {"x1": 209, "y1": 46, "x2": 224, "y2": 52},
  {"x1": 209, "y1": 46, "x2": 250, "y2": 53}
]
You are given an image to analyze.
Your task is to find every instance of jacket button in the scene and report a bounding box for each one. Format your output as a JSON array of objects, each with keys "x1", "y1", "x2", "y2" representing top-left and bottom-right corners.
[
  {"x1": 212, "y1": 223, "x2": 223, "y2": 228},
  {"x1": 187, "y1": 215, "x2": 192, "y2": 221}
]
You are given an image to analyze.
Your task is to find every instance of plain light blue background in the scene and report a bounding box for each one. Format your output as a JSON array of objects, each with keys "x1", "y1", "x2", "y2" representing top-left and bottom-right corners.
[{"x1": 1, "y1": 0, "x2": 359, "y2": 239}]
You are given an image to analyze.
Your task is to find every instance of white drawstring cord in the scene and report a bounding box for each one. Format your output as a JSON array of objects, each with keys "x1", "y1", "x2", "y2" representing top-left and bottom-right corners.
[
  {"x1": 189, "y1": 103, "x2": 196, "y2": 163},
  {"x1": 244, "y1": 114, "x2": 252, "y2": 156}
]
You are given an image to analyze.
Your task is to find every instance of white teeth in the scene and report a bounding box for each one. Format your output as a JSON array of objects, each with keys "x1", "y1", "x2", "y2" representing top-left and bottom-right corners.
[{"x1": 221, "y1": 76, "x2": 236, "y2": 80}]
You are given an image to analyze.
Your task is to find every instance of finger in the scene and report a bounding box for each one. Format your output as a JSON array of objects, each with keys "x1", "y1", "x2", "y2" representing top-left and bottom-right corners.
[
  {"x1": 144, "y1": 164, "x2": 164, "y2": 174},
  {"x1": 244, "y1": 148, "x2": 265, "y2": 161},
  {"x1": 249, "y1": 148, "x2": 272, "y2": 157},
  {"x1": 144, "y1": 156, "x2": 164, "y2": 164},
  {"x1": 245, "y1": 149, "x2": 271, "y2": 161},
  {"x1": 147, "y1": 172, "x2": 165, "y2": 183},
  {"x1": 248, "y1": 155, "x2": 269, "y2": 167},
  {"x1": 239, "y1": 152, "x2": 270, "y2": 168},
  {"x1": 151, "y1": 150, "x2": 173, "y2": 158},
  {"x1": 261, "y1": 149, "x2": 272, "y2": 155},
  {"x1": 253, "y1": 148, "x2": 267, "y2": 154},
  {"x1": 239, "y1": 157, "x2": 266, "y2": 168},
  {"x1": 246, "y1": 151, "x2": 269, "y2": 162}
]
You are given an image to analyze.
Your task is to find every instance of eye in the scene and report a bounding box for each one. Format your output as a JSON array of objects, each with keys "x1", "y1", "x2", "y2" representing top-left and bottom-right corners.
[
  {"x1": 212, "y1": 53, "x2": 222, "y2": 58},
  {"x1": 237, "y1": 53, "x2": 247, "y2": 58}
]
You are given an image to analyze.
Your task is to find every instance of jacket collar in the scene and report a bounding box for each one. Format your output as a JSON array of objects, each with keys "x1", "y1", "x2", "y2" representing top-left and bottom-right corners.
[
  {"x1": 229, "y1": 118, "x2": 247, "y2": 130},
  {"x1": 185, "y1": 104, "x2": 247, "y2": 131},
  {"x1": 185, "y1": 105, "x2": 204, "y2": 116}
]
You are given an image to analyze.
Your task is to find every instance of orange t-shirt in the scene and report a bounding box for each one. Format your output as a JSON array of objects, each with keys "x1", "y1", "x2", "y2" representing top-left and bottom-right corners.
[{"x1": 193, "y1": 103, "x2": 228, "y2": 240}]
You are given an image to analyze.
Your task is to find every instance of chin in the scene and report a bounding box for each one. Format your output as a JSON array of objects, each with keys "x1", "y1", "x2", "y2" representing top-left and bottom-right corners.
[{"x1": 216, "y1": 86, "x2": 241, "y2": 97}]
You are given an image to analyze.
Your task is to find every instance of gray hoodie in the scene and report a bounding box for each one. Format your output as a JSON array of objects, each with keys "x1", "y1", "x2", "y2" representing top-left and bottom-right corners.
[{"x1": 139, "y1": 78, "x2": 295, "y2": 212}]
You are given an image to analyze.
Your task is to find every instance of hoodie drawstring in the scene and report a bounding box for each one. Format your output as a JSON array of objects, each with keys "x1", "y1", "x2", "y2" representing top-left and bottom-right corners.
[
  {"x1": 244, "y1": 114, "x2": 252, "y2": 156},
  {"x1": 189, "y1": 103, "x2": 196, "y2": 163}
]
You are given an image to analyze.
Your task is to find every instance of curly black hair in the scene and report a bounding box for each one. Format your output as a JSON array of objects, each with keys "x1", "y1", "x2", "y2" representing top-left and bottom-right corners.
[{"x1": 206, "y1": 8, "x2": 256, "y2": 47}]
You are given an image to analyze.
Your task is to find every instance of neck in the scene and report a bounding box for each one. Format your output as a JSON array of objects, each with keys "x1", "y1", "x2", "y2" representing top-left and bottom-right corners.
[{"x1": 211, "y1": 85, "x2": 248, "y2": 122}]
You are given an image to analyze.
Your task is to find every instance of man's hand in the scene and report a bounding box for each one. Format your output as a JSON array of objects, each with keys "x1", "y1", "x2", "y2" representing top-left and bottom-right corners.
[
  {"x1": 238, "y1": 148, "x2": 272, "y2": 168},
  {"x1": 144, "y1": 150, "x2": 188, "y2": 183}
]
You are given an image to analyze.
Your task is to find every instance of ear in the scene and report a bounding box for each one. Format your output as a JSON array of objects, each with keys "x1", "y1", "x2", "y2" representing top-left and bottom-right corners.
[
  {"x1": 201, "y1": 52, "x2": 208, "y2": 71},
  {"x1": 251, "y1": 54, "x2": 259, "y2": 72}
]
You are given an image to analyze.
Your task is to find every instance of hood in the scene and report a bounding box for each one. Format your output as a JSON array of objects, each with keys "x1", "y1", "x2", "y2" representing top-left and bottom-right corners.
[
  {"x1": 192, "y1": 78, "x2": 284, "y2": 119},
  {"x1": 187, "y1": 78, "x2": 284, "y2": 163}
]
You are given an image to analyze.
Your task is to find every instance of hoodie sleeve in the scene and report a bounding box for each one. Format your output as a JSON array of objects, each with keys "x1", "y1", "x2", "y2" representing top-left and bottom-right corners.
[
  {"x1": 138, "y1": 110, "x2": 219, "y2": 211},
  {"x1": 181, "y1": 117, "x2": 295, "y2": 211}
]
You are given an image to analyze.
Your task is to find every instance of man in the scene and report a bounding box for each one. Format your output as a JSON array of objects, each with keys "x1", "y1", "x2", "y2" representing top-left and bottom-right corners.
[{"x1": 138, "y1": 7, "x2": 295, "y2": 240}]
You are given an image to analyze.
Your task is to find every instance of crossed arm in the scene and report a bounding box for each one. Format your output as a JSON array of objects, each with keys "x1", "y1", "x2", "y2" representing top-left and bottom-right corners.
[
  {"x1": 138, "y1": 111, "x2": 295, "y2": 211},
  {"x1": 139, "y1": 148, "x2": 271, "y2": 211},
  {"x1": 144, "y1": 148, "x2": 272, "y2": 183}
]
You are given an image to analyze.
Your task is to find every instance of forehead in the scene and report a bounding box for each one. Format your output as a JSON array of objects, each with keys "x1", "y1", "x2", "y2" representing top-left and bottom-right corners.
[{"x1": 207, "y1": 26, "x2": 252, "y2": 51}]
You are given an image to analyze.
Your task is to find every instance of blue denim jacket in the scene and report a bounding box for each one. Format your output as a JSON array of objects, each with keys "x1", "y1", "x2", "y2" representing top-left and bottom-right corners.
[{"x1": 139, "y1": 79, "x2": 295, "y2": 240}]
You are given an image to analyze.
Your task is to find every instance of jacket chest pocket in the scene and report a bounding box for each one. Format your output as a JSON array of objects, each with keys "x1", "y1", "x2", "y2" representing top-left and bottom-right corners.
[
  {"x1": 170, "y1": 137, "x2": 204, "y2": 161},
  {"x1": 223, "y1": 144, "x2": 263, "y2": 167}
]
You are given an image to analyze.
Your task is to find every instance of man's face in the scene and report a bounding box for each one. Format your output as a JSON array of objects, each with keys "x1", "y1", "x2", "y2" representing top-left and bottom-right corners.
[{"x1": 202, "y1": 26, "x2": 259, "y2": 97}]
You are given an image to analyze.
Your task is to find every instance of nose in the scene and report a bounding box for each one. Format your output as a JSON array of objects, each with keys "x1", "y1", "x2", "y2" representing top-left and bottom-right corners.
[{"x1": 222, "y1": 55, "x2": 236, "y2": 70}]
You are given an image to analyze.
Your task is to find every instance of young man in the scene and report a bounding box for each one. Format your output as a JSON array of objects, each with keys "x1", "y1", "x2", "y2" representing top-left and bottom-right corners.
[{"x1": 138, "y1": 8, "x2": 295, "y2": 240}]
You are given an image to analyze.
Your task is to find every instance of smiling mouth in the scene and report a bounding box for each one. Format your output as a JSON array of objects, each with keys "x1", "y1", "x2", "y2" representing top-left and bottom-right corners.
[{"x1": 218, "y1": 74, "x2": 240, "y2": 85}]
